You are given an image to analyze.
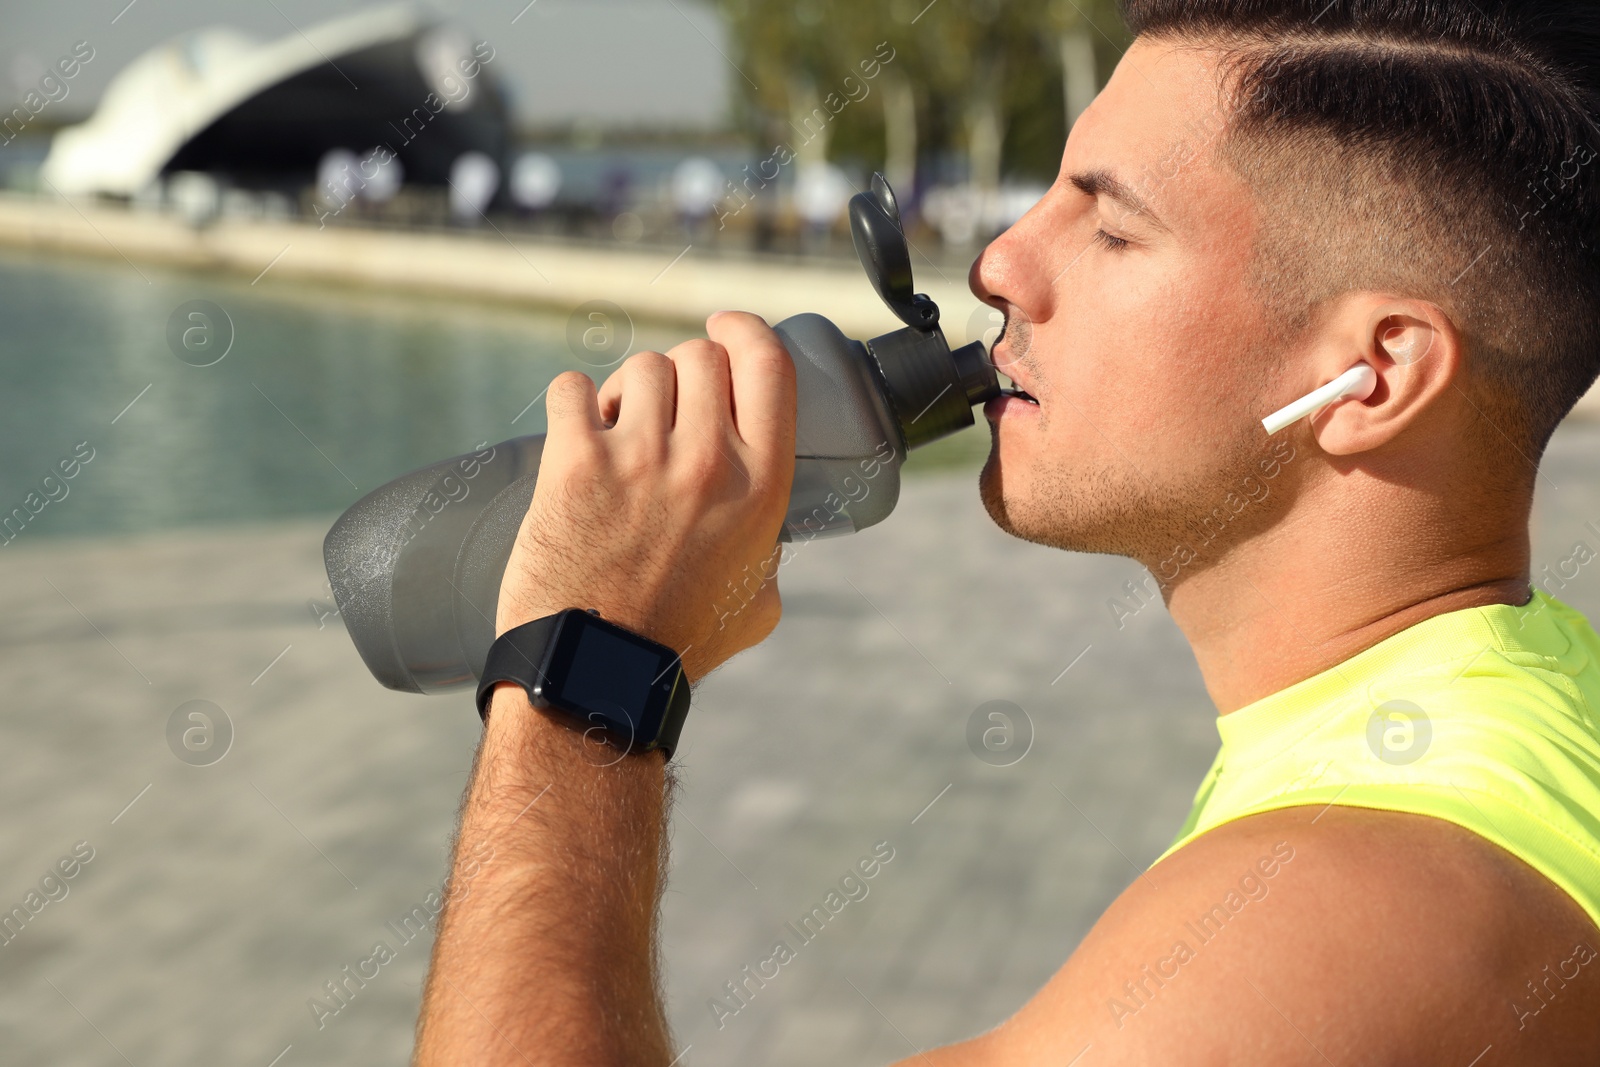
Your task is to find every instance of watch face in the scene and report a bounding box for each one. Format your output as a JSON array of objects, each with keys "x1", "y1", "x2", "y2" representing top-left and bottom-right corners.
[{"x1": 541, "y1": 613, "x2": 678, "y2": 747}]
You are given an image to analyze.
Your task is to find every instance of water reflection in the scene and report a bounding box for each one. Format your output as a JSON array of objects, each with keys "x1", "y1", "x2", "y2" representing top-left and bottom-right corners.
[{"x1": 0, "y1": 248, "x2": 682, "y2": 538}]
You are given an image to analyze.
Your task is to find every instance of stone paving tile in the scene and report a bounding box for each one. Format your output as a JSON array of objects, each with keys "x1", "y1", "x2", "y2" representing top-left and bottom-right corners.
[{"x1": 3, "y1": 421, "x2": 1598, "y2": 1065}]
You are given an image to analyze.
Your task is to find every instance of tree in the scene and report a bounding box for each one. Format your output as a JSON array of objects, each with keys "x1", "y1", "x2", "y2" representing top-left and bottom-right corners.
[{"x1": 714, "y1": 0, "x2": 1130, "y2": 203}]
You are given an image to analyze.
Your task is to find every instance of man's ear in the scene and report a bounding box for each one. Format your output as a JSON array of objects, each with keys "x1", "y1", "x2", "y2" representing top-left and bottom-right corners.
[{"x1": 1306, "y1": 295, "x2": 1461, "y2": 456}]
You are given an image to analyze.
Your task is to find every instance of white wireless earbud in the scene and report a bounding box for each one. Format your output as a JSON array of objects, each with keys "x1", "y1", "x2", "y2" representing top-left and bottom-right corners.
[{"x1": 1261, "y1": 364, "x2": 1378, "y2": 435}]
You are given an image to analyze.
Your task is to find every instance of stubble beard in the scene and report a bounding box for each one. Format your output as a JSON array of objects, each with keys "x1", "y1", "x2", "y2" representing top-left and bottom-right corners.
[{"x1": 978, "y1": 418, "x2": 1275, "y2": 574}]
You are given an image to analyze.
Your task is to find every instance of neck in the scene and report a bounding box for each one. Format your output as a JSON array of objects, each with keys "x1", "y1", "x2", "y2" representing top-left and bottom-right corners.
[{"x1": 1163, "y1": 480, "x2": 1532, "y2": 714}]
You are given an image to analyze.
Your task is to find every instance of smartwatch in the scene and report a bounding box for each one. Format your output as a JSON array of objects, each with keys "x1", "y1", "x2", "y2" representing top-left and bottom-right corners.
[{"x1": 475, "y1": 608, "x2": 691, "y2": 758}]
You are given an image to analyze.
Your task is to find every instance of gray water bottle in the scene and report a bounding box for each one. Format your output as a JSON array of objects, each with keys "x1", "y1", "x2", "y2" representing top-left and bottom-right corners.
[{"x1": 324, "y1": 175, "x2": 1001, "y2": 693}]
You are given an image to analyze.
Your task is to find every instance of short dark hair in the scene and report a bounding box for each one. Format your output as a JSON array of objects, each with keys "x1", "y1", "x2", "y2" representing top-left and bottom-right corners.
[{"x1": 1122, "y1": 0, "x2": 1600, "y2": 458}]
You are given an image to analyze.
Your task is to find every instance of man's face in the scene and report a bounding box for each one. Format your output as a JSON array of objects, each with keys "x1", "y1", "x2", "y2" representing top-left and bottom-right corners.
[{"x1": 973, "y1": 37, "x2": 1290, "y2": 568}]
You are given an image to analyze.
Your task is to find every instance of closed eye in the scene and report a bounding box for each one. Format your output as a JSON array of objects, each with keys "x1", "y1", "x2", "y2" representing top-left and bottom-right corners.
[{"x1": 1092, "y1": 228, "x2": 1130, "y2": 252}]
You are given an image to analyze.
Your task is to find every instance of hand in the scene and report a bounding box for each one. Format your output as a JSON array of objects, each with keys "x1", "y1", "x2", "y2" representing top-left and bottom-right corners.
[{"x1": 496, "y1": 311, "x2": 797, "y2": 682}]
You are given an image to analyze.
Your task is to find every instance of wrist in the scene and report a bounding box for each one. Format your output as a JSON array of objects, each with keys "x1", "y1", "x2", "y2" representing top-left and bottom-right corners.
[
  {"x1": 477, "y1": 609, "x2": 692, "y2": 757},
  {"x1": 482, "y1": 683, "x2": 666, "y2": 777},
  {"x1": 469, "y1": 685, "x2": 668, "y2": 856}
]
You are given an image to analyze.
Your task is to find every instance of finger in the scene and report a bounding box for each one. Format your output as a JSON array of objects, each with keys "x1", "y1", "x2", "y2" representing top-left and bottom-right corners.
[
  {"x1": 665, "y1": 338, "x2": 733, "y2": 446},
  {"x1": 595, "y1": 365, "x2": 625, "y2": 426},
  {"x1": 545, "y1": 371, "x2": 604, "y2": 440},
  {"x1": 704, "y1": 311, "x2": 796, "y2": 465},
  {"x1": 607, "y1": 351, "x2": 677, "y2": 437},
  {"x1": 595, "y1": 351, "x2": 668, "y2": 423}
]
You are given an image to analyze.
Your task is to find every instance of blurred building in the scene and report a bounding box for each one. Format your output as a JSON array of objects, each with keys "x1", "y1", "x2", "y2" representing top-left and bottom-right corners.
[
  {"x1": 24, "y1": 0, "x2": 1045, "y2": 255},
  {"x1": 40, "y1": 4, "x2": 508, "y2": 202}
]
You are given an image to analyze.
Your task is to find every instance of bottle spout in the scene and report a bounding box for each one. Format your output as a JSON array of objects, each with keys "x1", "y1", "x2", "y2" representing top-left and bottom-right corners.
[
  {"x1": 847, "y1": 173, "x2": 1001, "y2": 449},
  {"x1": 950, "y1": 340, "x2": 1001, "y2": 406}
]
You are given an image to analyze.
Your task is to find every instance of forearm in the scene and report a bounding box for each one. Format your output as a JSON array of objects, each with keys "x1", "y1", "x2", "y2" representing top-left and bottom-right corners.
[
  {"x1": 415, "y1": 687, "x2": 674, "y2": 1066},
  {"x1": 413, "y1": 312, "x2": 793, "y2": 1062}
]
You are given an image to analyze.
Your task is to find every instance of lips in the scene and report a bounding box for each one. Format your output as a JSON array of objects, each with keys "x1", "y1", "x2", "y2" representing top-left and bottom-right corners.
[
  {"x1": 993, "y1": 352, "x2": 1040, "y2": 405},
  {"x1": 983, "y1": 360, "x2": 1039, "y2": 421},
  {"x1": 983, "y1": 390, "x2": 1038, "y2": 421}
]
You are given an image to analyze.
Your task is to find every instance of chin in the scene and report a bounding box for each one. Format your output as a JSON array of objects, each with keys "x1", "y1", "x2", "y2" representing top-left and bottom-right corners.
[
  {"x1": 978, "y1": 451, "x2": 1018, "y2": 533},
  {"x1": 979, "y1": 426, "x2": 1045, "y2": 540},
  {"x1": 979, "y1": 450, "x2": 1068, "y2": 549},
  {"x1": 978, "y1": 447, "x2": 1160, "y2": 560}
]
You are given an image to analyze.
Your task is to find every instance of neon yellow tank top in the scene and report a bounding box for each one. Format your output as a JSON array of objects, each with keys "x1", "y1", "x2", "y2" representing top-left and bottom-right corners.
[{"x1": 1158, "y1": 591, "x2": 1600, "y2": 932}]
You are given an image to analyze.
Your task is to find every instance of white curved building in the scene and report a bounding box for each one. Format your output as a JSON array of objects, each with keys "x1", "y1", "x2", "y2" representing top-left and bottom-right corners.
[{"x1": 41, "y1": 4, "x2": 508, "y2": 200}]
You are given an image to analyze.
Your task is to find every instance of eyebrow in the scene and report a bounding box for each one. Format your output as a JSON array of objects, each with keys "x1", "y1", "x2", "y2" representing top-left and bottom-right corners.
[{"x1": 1069, "y1": 169, "x2": 1168, "y2": 231}]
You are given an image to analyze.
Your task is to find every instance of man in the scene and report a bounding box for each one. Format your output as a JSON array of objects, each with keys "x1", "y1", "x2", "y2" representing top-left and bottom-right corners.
[{"x1": 415, "y1": 1, "x2": 1600, "y2": 1062}]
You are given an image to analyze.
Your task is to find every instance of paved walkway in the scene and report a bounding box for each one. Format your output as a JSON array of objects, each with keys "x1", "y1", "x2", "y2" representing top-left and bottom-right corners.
[{"x1": 4, "y1": 421, "x2": 1599, "y2": 1065}]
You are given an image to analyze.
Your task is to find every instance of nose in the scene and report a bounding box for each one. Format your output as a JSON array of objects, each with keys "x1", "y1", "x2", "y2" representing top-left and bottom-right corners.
[{"x1": 969, "y1": 189, "x2": 1063, "y2": 332}]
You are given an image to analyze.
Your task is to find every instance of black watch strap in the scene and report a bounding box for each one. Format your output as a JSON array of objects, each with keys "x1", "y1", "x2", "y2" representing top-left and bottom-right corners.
[
  {"x1": 475, "y1": 612, "x2": 562, "y2": 721},
  {"x1": 475, "y1": 609, "x2": 691, "y2": 759}
]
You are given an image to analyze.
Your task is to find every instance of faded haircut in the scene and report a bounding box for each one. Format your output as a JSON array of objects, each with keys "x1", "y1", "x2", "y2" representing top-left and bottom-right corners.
[{"x1": 1123, "y1": 0, "x2": 1600, "y2": 460}]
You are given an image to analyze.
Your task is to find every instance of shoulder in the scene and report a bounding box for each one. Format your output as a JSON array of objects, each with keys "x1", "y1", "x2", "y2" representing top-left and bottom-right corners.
[{"x1": 930, "y1": 805, "x2": 1600, "y2": 1066}]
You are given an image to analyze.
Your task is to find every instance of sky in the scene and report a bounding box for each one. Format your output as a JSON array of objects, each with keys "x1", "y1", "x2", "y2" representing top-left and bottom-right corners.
[{"x1": 0, "y1": 0, "x2": 733, "y2": 129}]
